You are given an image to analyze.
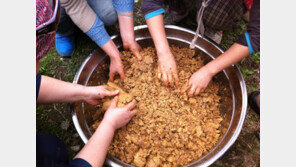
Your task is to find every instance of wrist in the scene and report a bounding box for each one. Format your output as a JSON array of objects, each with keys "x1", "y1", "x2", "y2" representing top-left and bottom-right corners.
[
  {"x1": 202, "y1": 64, "x2": 218, "y2": 77},
  {"x1": 109, "y1": 54, "x2": 121, "y2": 61},
  {"x1": 101, "y1": 118, "x2": 116, "y2": 132},
  {"x1": 93, "y1": 119, "x2": 115, "y2": 138},
  {"x1": 157, "y1": 49, "x2": 173, "y2": 60},
  {"x1": 81, "y1": 86, "x2": 93, "y2": 102},
  {"x1": 122, "y1": 39, "x2": 135, "y2": 49},
  {"x1": 107, "y1": 49, "x2": 121, "y2": 60},
  {"x1": 155, "y1": 41, "x2": 171, "y2": 57}
]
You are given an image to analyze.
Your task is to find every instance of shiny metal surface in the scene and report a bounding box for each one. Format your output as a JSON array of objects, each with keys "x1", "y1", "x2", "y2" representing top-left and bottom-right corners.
[{"x1": 72, "y1": 25, "x2": 248, "y2": 167}]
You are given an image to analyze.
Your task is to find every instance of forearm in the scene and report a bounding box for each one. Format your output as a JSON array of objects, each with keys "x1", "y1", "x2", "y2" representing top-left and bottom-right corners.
[
  {"x1": 146, "y1": 15, "x2": 171, "y2": 58},
  {"x1": 118, "y1": 12, "x2": 135, "y2": 45},
  {"x1": 37, "y1": 75, "x2": 89, "y2": 104},
  {"x1": 101, "y1": 40, "x2": 121, "y2": 60},
  {"x1": 61, "y1": 0, "x2": 122, "y2": 60},
  {"x1": 74, "y1": 120, "x2": 115, "y2": 167},
  {"x1": 113, "y1": 0, "x2": 135, "y2": 44},
  {"x1": 204, "y1": 43, "x2": 250, "y2": 76},
  {"x1": 84, "y1": 17, "x2": 120, "y2": 60}
]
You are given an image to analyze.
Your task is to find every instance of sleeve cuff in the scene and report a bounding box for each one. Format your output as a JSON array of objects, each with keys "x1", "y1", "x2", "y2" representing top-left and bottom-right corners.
[
  {"x1": 36, "y1": 74, "x2": 41, "y2": 100},
  {"x1": 69, "y1": 158, "x2": 92, "y2": 167},
  {"x1": 86, "y1": 17, "x2": 110, "y2": 47},
  {"x1": 113, "y1": 0, "x2": 134, "y2": 13},
  {"x1": 244, "y1": 32, "x2": 255, "y2": 54},
  {"x1": 145, "y1": 8, "x2": 165, "y2": 20}
]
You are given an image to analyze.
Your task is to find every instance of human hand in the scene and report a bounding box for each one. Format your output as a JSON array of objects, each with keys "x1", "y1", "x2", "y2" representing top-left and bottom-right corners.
[
  {"x1": 157, "y1": 52, "x2": 179, "y2": 87},
  {"x1": 123, "y1": 40, "x2": 142, "y2": 61},
  {"x1": 84, "y1": 86, "x2": 119, "y2": 105},
  {"x1": 102, "y1": 96, "x2": 137, "y2": 130},
  {"x1": 109, "y1": 56, "x2": 125, "y2": 81},
  {"x1": 181, "y1": 67, "x2": 214, "y2": 96}
]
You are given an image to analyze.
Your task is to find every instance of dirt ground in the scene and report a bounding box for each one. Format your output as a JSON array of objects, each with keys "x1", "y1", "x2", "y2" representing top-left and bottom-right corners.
[{"x1": 37, "y1": 1, "x2": 260, "y2": 166}]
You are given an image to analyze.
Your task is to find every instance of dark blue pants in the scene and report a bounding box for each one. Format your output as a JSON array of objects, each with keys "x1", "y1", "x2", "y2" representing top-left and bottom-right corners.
[{"x1": 36, "y1": 133, "x2": 69, "y2": 167}]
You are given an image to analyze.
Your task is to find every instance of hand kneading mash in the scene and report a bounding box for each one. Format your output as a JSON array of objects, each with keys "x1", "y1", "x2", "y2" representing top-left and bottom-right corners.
[{"x1": 91, "y1": 46, "x2": 224, "y2": 166}]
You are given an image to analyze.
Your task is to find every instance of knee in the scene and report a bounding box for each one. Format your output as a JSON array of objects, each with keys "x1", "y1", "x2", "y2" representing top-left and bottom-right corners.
[
  {"x1": 87, "y1": 0, "x2": 118, "y2": 26},
  {"x1": 100, "y1": 10, "x2": 118, "y2": 26}
]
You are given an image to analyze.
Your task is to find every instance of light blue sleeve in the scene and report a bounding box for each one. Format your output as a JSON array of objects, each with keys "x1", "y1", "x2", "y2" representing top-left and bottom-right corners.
[
  {"x1": 113, "y1": 0, "x2": 134, "y2": 13},
  {"x1": 86, "y1": 17, "x2": 110, "y2": 47}
]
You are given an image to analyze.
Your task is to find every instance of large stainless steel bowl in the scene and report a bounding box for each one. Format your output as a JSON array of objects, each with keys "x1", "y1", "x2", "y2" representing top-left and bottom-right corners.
[{"x1": 72, "y1": 25, "x2": 247, "y2": 167}]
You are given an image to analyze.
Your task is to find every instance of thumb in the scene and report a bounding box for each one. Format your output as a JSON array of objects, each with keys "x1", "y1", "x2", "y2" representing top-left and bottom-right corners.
[
  {"x1": 180, "y1": 82, "x2": 190, "y2": 94},
  {"x1": 132, "y1": 49, "x2": 142, "y2": 61},
  {"x1": 109, "y1": 72, "x2": 115, "y2": 82},
  {"x1": 119, "y1": 69, "x2": 126, "y2": 80},
  {"x1": 110, "y1": 96, "x2": 119, "y2": 108},
  {"x1": 130, "y1": 109, "x2": 138, "y2": 117},
  {"x1": 104, "y1": 89, "x2": 119, "y2": 97}
]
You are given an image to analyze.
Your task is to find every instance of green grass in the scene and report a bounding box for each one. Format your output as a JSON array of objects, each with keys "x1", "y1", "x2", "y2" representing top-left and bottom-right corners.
[
  {"x1": 37, "y1": 31, "x2": 96, "y2": 157},
  {"x1": 241, "y1": 68, "x2": 255, "y2": 80},
  {"x1": 221, "y1": 19, "x2": 247, "y2": 50},
  {"x1": 39, "y1": 30, "x2": 97, "y2": 82},
  {"x1": 250, "y1": 52, "x2": 260, "y2": 63}
]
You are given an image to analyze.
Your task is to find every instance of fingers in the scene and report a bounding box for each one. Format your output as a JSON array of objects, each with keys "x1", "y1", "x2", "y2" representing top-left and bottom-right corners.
[
  {"x1": 157, "y1": 72, "x2": 162, "y2": 80},
  {"x1": 132, "y1": 49, "x2": 142, "y2": 61},
  {"x1": 181, "y1": 82, "x2": 203, "y2": 96},
  {"x1": 162, "y1": 73, "x2": 168, "y2": 86},
  {"x1": 119, "y1": 69, "x2": 126, "y2": 80},
  {"x1": 194, "y1": 87, "x2": 202, "y2": 96},
  {"x1": 188, "y1": 84, "x2": 196, "y2": 97},
  {"x1": 160, "y1": 72, "x2": 179, "y2": 87},
  {"x1": 130, "y1": 109, "x2": 137, "y2": 117},
  {"x1": 110, "y1": 96, "x2": 119, "y2": 108},
  {"x1": 181, "y1": 81, "x2": 190, "y2": 94},
  {"x1": 173, "y1": 73, "x2": 179, "y2": 87},
  {"x1": 109, "y1": 72, "x2": 115, "y2": 82},
  {"x1": 124, "y1": 99, "x2": 137, "y2": 111},
  {"x1": 168, "y1": 74, "x2": 173, "y2": 87},
  {"x1": 103, "y1": 89, "x2": 119, "y2": 97},
  {"x1": 109, "y1": 70, "x2": 125, "y2": 81}
]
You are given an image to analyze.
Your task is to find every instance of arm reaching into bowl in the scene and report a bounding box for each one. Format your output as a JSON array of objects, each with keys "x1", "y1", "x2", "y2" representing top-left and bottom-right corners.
[
  {"x1": 118, "y1": 11, "x2": 142, "y2": 61},
  {"x1": 181, "y1": 0, "x2": 260, "y2": 96},
  {"x1": 60, "y1": 0, "x2": 141, "y2": 81},
  {"x1": 37, "y1": 75, "x2": 119, "y2": 105},
  {"x1": 73, "y1": 97, "x2": 137, "y2": 167},
  {"x1": 181, "y1": 44, "x2": 250, "y2": 96},
  {"x1": 142, "y1": 0, "x2": 179, "y2": 87}
]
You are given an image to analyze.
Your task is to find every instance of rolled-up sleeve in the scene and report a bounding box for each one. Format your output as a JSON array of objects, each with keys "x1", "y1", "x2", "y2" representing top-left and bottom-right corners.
[
  {"x1": 142, "y1": 0, "x2": 165, "y2": 20},
  {"x1": 236, "y1": 0, "x2": 260, "y2": 54},
  {"x1": 61, "y1": 0, "x2": 110, "y2": 47},
  {"x1": 113, "y1": 0, "x2": 134, "y2": 13}
]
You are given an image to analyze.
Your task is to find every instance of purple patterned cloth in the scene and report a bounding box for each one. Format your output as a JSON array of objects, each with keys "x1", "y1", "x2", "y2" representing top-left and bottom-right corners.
[{"x1": 36, "y1": 0, "x2": 55, "y2": 61}]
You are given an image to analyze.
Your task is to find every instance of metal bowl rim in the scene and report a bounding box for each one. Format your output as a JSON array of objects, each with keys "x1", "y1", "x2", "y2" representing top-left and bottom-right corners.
[{"x1": 71, "y1": 25, "x2": 248, "y2": 167}]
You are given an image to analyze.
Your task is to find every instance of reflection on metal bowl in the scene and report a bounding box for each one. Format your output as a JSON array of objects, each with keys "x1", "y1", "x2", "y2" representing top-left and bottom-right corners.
[{"x1": 71, "y1": 25, "x2": 247, "y2": 167}]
